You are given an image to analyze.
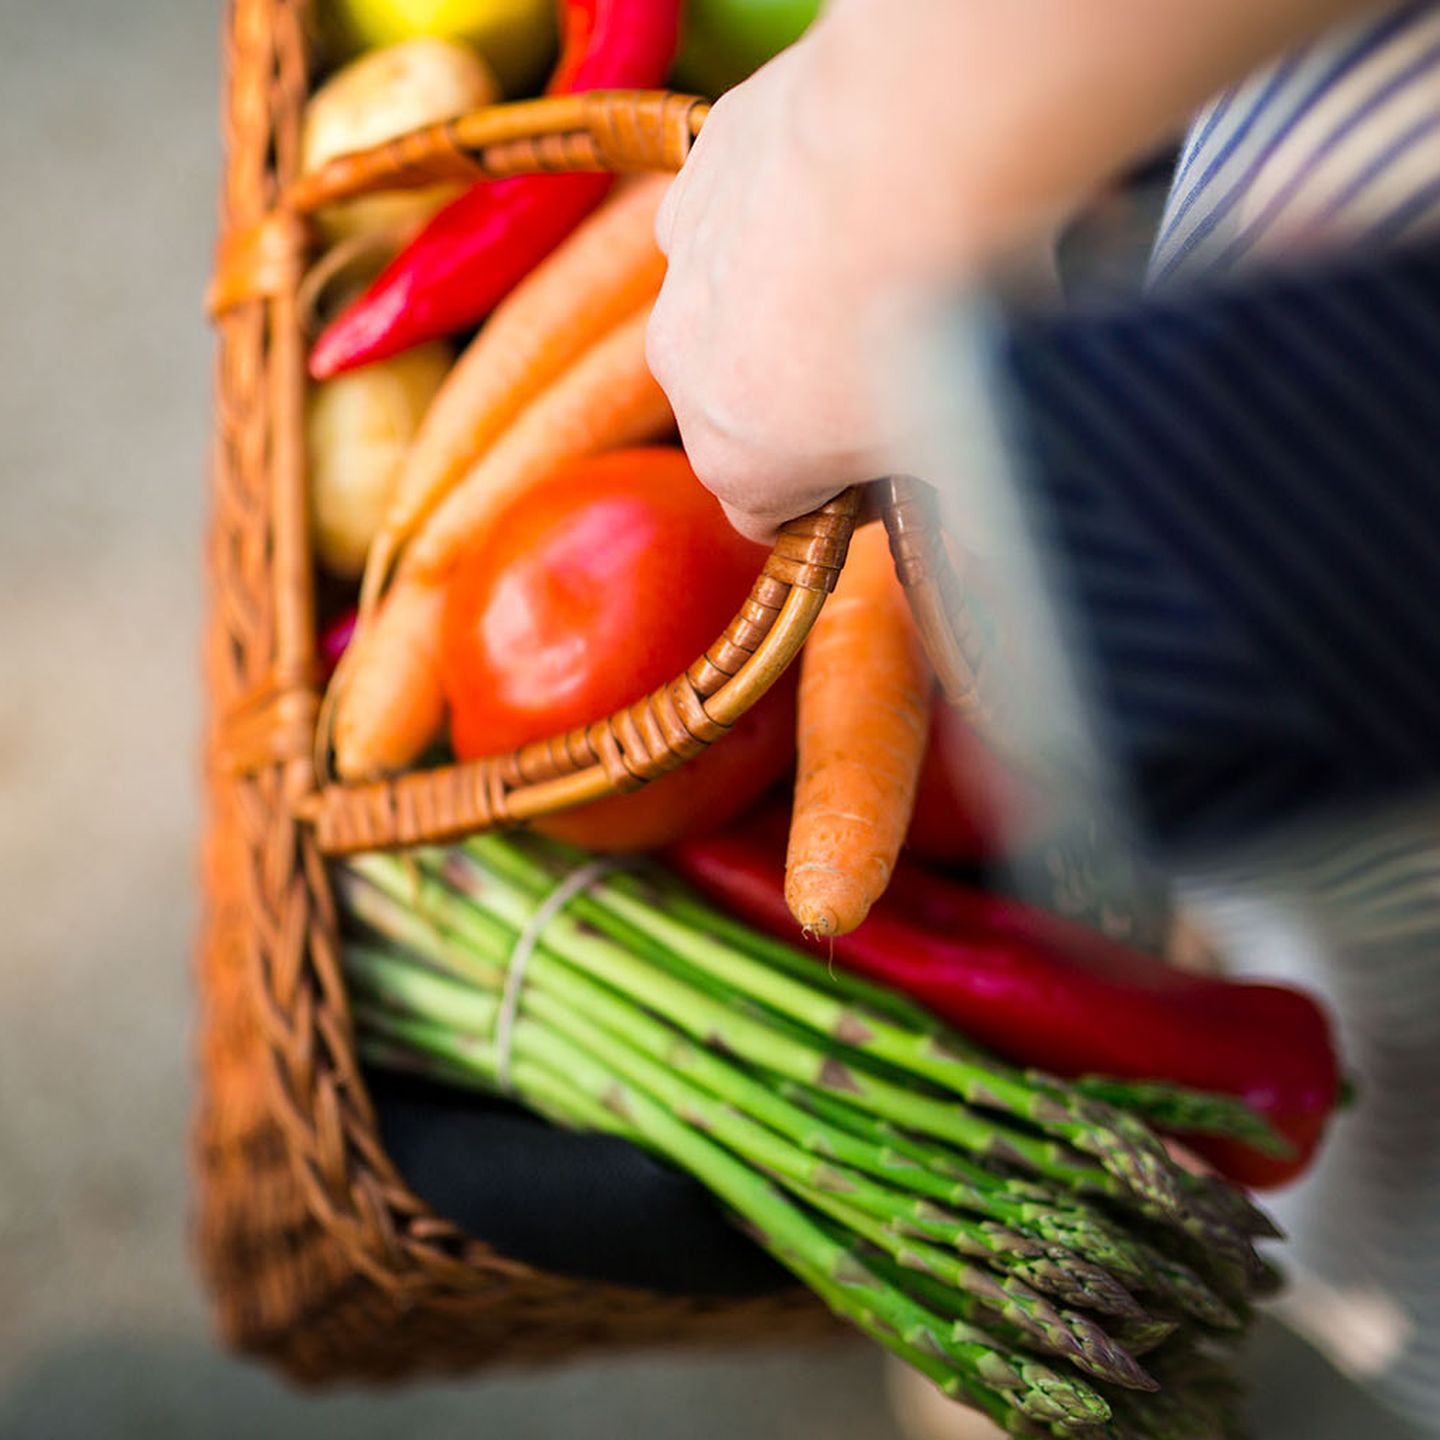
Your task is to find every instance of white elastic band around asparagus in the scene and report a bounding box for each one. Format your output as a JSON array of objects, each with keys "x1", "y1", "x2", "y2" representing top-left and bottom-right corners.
[{"x1": 495, "y1": 855, "x2": 638, "y2": 1094}]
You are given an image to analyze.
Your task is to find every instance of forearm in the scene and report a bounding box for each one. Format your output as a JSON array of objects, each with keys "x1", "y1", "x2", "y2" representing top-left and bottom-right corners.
[{"x1": 803, "y1": 0, "x2": 1393, "y2": 277}]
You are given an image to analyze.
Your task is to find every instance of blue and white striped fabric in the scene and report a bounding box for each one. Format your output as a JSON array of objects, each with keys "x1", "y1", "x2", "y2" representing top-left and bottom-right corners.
[
  {"x1": 985, "y1": 8, "x2": 1440, "y2": 1433},
  {"x1": 1153, "y1": 2, "x2": 1440, "y2": 286}
]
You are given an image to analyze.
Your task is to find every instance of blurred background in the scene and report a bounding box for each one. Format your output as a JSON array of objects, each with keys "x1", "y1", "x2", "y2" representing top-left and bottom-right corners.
[{"x1": 0, "y1": 2, "x2": 1425, "y2": 1436}]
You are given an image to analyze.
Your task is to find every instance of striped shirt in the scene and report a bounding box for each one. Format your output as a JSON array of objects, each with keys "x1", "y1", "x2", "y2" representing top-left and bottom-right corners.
[{"x1": 1154, "y1": 2, "x2": 1440, "y2": 284}]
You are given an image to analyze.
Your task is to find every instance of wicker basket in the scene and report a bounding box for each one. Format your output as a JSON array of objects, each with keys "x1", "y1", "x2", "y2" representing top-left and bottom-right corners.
[{"x1": 199, "y1": 0, "x2": 976, "y2": 1381}]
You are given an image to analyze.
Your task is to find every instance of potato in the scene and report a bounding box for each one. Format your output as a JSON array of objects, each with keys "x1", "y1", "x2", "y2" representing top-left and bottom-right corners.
[
  {"x1": 301, "y1": 37, "x2": 497, "y2": 243},
  {"x1": 307, "y1": 344, "x2": 452, "y2": 578}
]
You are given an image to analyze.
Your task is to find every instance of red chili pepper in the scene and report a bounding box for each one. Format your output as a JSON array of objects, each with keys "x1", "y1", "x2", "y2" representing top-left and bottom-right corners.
[
  {"x1": 668, "y1": 816, "x2": 1342, "y2": 1189},
  {"x1": 310, "y1": 0, "x2": 683, "y2": 379}
]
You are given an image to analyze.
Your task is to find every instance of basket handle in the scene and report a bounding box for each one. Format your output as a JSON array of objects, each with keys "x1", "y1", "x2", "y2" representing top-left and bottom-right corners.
[
  {"x1": 266, "y1": 90, "x2": 977, "y2": 853},
  {"x1": 285, "y1": 90, "x2": 709, "y2": 214}
]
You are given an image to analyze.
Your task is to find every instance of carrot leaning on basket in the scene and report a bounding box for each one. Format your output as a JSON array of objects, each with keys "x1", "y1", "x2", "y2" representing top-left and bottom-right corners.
[
  {"x1": 358, "y1": 176, "x2": 670, "y2": 616},
  {"x1": 786, "y1": 522, "x2": 933, "y2": 937},
  {"x1": 402, "y1": 306, "x2": 671, "y2": 578},
  {"x1": 332, "y1": 580, "x2": 448, "y2": 780},
  {"x1": 332, "y1": 307, "x2": 673, "y2": 779}
]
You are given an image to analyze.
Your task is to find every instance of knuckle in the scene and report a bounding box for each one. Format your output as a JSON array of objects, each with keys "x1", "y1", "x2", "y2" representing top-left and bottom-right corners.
[
  {"x1": 678, "y1": 424, "x2": 740, "y2": 494},
  {"x1": 643, "y1": 307, "x2": 677, "y2": 388}
]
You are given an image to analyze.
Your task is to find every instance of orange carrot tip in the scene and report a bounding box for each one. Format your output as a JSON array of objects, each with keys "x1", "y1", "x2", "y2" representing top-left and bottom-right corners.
[{"x1": 785, "y1": 522, "x2": 933, "y2": 936}]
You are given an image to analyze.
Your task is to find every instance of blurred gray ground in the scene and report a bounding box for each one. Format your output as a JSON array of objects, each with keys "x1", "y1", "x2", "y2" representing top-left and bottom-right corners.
[{"x1": 0, "y1": 2, "x2": 1423, "y2": 1436}]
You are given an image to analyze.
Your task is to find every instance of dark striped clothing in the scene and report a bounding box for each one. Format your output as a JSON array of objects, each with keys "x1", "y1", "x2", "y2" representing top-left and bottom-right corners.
[
  {"x1": 1007, "y1": 243, "x2": 1440, "y2": 854},
  {"x1": 980, "y1": 8, "x2": 1440, "y2": 1430}
]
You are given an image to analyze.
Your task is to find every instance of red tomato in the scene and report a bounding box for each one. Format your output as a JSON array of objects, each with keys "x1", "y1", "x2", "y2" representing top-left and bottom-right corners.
[
  {"x1": 441, "y1": 448, "x2": 770, "y2": 759},
  {"x1": 906, "y1": 692, "x2": 1049, "y2": 862},
  {"x1": 533, "y1": 671, "x2": 797, "y2": 852}
]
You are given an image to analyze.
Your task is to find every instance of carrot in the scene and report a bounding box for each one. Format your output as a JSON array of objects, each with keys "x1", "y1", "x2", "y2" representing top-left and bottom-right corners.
[
  {"x1": 401, "y1": 304, "x2": 672, "y2": 578},
  {"x1": 358, "y1": 175, "x2": 669, "y2": 615},
  {"x1": 332, "y1": 305, "x2": 672, "y2": 778},
  {"x1": 785, "y1": 522, "x2": 933, "y2": 936},
  {"x1": 333, "y1": 578, "x2": 447, "y2": 779}
]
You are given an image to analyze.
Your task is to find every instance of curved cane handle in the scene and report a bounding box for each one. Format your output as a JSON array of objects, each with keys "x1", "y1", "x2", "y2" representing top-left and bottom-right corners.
[{"x1": 252, "y1": 91, "x2": 973, "y2": 852}]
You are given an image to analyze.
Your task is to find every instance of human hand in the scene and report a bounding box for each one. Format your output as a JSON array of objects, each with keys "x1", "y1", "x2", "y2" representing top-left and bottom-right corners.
[
  {"x1": 646, "y1": 31, "x2": 920, "y2": 543},
  {"x1": 649, "y1": 0, "x2": 1371, "y2": 544}
]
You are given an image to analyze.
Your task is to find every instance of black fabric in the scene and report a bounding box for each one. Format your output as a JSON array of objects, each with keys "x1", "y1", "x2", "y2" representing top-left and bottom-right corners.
[{"x1": 369, "y1": 1070, "x2": 790, "y2": 1296}]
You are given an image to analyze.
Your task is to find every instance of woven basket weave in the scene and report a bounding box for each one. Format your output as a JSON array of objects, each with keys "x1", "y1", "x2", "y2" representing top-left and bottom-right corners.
[{"x1": 198, "y1": 0, "x2": 977, "y2": 1380}]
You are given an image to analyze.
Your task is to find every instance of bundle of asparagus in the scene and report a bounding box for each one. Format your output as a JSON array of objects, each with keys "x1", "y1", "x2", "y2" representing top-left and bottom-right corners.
[{"x1": 337, "y1": 833, "x2": 1282, "y2": 1438}]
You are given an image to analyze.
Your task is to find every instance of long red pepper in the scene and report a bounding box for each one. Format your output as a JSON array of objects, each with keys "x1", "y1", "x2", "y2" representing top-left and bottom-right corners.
[
  {"x1": 669, "y1": 817, "x2": 1342, "y2": 1189},
  {"x1": 310, "y1": 0, "x2": 682, "y2": 379}
]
